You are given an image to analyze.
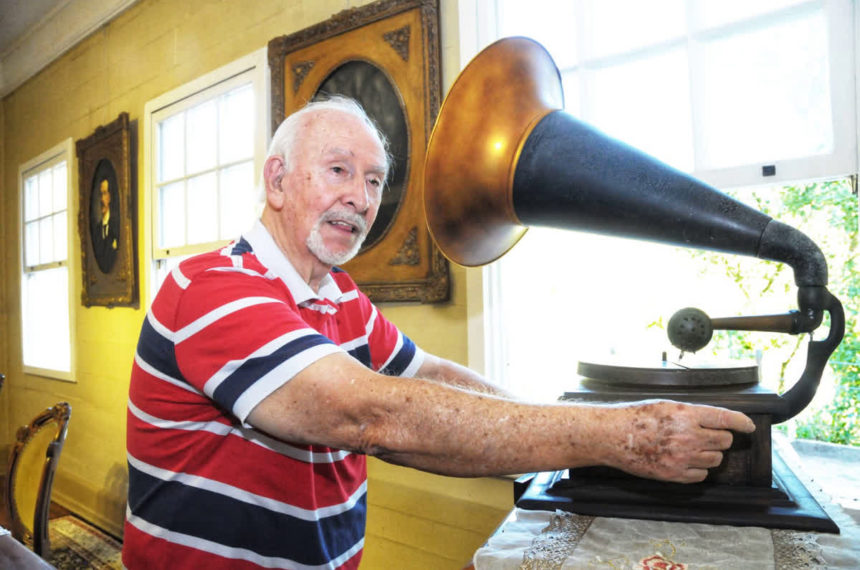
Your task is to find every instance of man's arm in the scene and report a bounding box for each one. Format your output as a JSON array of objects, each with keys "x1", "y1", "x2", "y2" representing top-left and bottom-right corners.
[
  {"x1": 247, "y1": 351, "x2": 754, "y2": 483},
  {"x1": 414, "y1": 353, "x2": 514, "y2": 397}
]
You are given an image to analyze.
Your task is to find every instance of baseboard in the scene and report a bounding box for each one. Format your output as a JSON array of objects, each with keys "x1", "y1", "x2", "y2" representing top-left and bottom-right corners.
[{"x1": 51, "y1": 490, "x2": 125, "y2": 540}]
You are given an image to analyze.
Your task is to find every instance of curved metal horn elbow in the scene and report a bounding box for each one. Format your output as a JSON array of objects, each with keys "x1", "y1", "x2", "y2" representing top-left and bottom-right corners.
[{"x1": 757, "y1": 220, "x2": 828, "y2": 287}]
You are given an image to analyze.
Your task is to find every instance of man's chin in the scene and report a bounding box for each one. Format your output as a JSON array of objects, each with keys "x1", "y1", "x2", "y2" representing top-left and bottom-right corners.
[{"x1": 308, "y1": 236, "x2": 364, "y2": 267}]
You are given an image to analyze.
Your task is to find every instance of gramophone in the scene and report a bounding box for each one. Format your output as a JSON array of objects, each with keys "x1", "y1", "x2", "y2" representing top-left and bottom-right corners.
[{"x1": 423, "y1": 37, "x2": 845, "y2": 532}]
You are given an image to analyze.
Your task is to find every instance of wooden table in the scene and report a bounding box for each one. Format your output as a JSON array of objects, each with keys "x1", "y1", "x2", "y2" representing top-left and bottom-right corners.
[{"x1": 473, "y1": 438, "x2": 860, "y2": 569}]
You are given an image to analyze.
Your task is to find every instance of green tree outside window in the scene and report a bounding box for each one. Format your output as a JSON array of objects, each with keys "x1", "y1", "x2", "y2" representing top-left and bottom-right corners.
[{"x1": 685, "y1": 177, "x2": 858, "y2": 446}]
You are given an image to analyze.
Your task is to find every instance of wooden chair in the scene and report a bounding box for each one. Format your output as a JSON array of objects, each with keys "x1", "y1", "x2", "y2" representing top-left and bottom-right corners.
[{"x1": 5, "y1": 402, "x2": 71, "y2": 559}]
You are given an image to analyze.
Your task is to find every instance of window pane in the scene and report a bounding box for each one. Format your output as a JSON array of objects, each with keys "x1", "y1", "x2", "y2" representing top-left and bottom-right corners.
[
  {"x1": 52, "y1": 162, "x2": 67, "y2": 211},
  {"x1": 159, "y1": 113, "x2": 185, "y2": 182},
  {"x1": 186, "y1": 100, "x2": 218, "y2": 175},
  {"x1": 496, "y1": 228, "x2": 704, "y2": 402},
  {"x1": 186, "y1": 172, "x2": 218, "y2": 244},
  {"x1": 220, "y1": 84, "x2": 254, "y2": 164},
  {"x1": 693, "y1": 0, "x2": 807, "y2": 30},
  {"x1": 25, "y1": 221, "x2": 39, "y2": 267},
  {"x1": 38, "y1": 169, "x2": 53, "y2": 217},
  {"x1": 581, "y1": 0, "x2": 686, "y2": 59},
  {"x1": 159, "y1": 181, "x2": 186, "y2": 248},
  {"x1": 698, "y1": 10, "x2": 831, "y2": 169},
  {"x1": 219, "y1": 161, "x2": 255, "y2": 240},
  {"x1": 39, "y1": 217, "x2": 53, "y2": 264},
  {"x1": 587, "y1": 47, "x2": 694, "y2": 171},
  {"x1": 497, "y1": 0, "x2": 578, "y2": 68},
  {"x1": 53, "y1": 212, "x2": 67, "y2": 262},
  {"x1": 24, "y1": 175, "x2": 38, "y2": 221},
  {"x1": 22, "y1": 267, "x2": 70, "y2": 372}
]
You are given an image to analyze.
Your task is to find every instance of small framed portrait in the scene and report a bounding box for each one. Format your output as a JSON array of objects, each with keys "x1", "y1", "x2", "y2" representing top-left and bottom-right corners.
[
  {"x1": 76, "y1": 113, "x2": 138, "y2": 307},
  {"x1": 268, "y1": 0, "x2": 449, "y2": 303}
]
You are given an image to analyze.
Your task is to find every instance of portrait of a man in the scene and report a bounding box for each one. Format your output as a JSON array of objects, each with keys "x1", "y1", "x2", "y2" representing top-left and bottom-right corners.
[{"x1": 90, "y1": 159, "x2": 120, "y2": 274}]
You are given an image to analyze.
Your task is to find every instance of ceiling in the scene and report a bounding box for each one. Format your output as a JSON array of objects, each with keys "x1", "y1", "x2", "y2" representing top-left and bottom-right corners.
[
  {"x1": 0, "y1": 0, "x2": 139, "y2": 98},
  {"x1": 0, "y1": 0, "x2": 61, "y2": 56}
]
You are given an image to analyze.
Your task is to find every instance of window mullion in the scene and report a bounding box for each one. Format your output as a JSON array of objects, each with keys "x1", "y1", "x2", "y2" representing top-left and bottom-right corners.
[
  {"x1": 686, "y1": 0, "x2": 707, "y2": 177},
  {"x1": 215, "y1": 93, "x2": 223, "y2": 239}
]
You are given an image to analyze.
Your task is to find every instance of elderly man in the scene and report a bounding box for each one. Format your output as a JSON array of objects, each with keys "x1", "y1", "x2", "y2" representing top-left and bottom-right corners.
[{"x1": 123, "y1": 96, "x2": 754, "y2": 569}]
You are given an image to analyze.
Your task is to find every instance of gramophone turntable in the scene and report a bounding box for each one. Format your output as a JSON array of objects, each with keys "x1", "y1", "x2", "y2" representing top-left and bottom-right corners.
[{"x1": 423, "y1": 37, "x2": 845, "y2": 533}]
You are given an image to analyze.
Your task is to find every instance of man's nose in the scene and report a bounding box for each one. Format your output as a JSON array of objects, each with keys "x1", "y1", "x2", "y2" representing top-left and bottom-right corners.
[{"x1": 344, "y1": 177, "x2": 370, "y2": 213}]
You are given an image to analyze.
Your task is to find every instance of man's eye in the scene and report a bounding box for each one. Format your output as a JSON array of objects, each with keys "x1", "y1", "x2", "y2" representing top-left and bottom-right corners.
[{"x1": 331, "y1": 166, "x2": 345, "y2": 174}]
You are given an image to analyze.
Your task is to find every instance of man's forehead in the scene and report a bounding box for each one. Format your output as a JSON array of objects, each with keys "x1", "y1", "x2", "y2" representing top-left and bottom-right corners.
[{"x1": 309, "y1": 109, "x2": 382, "y2": 142}]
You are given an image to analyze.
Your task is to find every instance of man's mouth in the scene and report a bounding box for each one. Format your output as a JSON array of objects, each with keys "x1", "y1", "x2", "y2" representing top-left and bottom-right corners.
[
  {"x1": 328, "y1": 219, "x2": 358, "y2": 233},
  {"x1": 320, "y1": 210, "x2": 367, "y2": 236}
]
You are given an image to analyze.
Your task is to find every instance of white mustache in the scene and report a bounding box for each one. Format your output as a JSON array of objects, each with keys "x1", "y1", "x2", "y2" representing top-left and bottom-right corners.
[{"x1": 318, "y1": 209, "x2": 368, "y2": 236}]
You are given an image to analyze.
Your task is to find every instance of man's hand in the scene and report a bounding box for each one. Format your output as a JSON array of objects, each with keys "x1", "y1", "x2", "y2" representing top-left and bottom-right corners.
[{"x1": 604, "y1": 400, "x2": 756, "y2": 484}]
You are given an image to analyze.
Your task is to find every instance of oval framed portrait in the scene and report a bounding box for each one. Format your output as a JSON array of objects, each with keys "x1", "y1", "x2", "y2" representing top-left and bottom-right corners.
[{"x1": 76, "y1": 112, "x2": 137, "y2": 307}]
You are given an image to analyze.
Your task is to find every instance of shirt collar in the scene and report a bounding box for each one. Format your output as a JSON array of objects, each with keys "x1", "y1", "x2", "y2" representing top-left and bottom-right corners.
[{"x1": 243, "y1": 220, "x2": 345, "y2": 306}]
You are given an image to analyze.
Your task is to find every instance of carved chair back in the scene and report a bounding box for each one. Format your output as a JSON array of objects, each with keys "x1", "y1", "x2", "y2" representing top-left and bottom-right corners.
[{"x1": 5, "y1": 402, "x2": 72, "y2": 558}]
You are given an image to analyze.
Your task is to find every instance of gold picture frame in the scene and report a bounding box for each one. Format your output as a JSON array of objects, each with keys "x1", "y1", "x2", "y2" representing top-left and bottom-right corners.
[
  {"x1": 268, "y1": 0, "x2": 449, "y2": 302},
  {"x1": 76, "y1": 112, "x2": 138, "y2": 307}
]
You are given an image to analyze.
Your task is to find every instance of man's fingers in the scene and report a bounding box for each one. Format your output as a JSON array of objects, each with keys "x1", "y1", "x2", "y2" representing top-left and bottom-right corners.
[
  {"x1": 699, "y1": 406, "x2": 755, "y2": 433},
  {"x1": 689, "y1": 450, "x2": 724, "y2": 469},
  {"x1": 680, "y1": 468, "x2": 709, "y2": 484},
  {"x1": 701, "y1": 428, "x2": 734, "y2": 451}
]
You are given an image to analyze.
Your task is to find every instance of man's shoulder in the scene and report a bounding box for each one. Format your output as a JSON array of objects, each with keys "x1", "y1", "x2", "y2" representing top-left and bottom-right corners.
[{"x1": 157, "y1": 243, "x2": 278, "y2": 301}]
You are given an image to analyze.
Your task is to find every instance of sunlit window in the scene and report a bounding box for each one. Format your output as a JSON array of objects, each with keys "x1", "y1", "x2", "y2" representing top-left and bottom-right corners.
[
  {"x1": 145, "y1": 49, "x2": 268, "y2": 296},
  {"x1": 20, "y1": 140, "x2": 74, "y2": 379},
  {"x1": 493, "y1": 0, "x2": 852, "y2": 186}
]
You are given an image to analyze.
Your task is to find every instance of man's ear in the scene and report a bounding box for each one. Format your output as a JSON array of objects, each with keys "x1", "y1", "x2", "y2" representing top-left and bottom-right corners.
[{"x1": 262, "y1": 155, "x2": 287, "y2": 209}]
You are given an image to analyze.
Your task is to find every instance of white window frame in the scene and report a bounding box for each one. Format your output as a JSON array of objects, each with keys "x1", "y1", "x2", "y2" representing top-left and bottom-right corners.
[
  {"x1": 458, "y1": 0, "x2": 859, "y2": 389},
  {"x1": 143, "y1": 48, "x2": 269, "y2": 302},
  {"x1": 684, "y1": 0, "x2": 856, "y2": 189},
  {"x1": 19, "y1": 138, "x2": 77, "y2": 381}
]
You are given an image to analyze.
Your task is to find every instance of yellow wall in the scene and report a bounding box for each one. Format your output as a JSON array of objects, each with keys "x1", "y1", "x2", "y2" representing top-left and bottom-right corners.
[{"x1": 0, "y1": 0, "x2": 510, "y2": 567}]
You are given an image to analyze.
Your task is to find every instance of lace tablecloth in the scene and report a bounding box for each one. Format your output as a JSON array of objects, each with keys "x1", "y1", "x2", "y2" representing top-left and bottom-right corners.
[{"x1": 474, "y1": 441, "x2": 860, "y2": 569}]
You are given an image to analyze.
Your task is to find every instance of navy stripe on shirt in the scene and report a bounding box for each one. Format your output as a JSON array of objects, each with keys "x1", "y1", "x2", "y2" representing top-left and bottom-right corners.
[
  {"x1": 380, "y1": 336, "x2": 417, "y2": 376},
  {"x1": 211, "y1": 333, "x2": 336, "y2": 410},
  {"x1": 136, "y1": 316, "x2": 185, "y2": 384},
  {"x1": 128, "y1": 463, "x2": 366, "y2": 566},
  {"x1": 229, "y1": 237, "x2": 253, "y2": 255},
  {"x1": 346, "y1": 345, "x2": 372, "y2": 368}
]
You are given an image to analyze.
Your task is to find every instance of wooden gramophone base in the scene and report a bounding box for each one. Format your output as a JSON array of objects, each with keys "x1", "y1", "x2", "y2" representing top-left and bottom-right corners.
[{"x1": 515, "y1": 450, "x2": 839, "y2": 533}]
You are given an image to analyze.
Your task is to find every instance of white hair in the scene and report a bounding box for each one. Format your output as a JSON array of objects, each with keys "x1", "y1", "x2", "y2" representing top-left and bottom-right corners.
[
  {"x1": 256, "y1": 96, "x2": 390, "y2": 205},
  {"x1": 268, "y1": 95, "x2": 390, "y2": 175}
]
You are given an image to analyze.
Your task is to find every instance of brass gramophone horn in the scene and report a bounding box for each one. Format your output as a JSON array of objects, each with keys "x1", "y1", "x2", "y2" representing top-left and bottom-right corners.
[{"x1": 423, "y1": 37, "x2": 563, "y2": 267}]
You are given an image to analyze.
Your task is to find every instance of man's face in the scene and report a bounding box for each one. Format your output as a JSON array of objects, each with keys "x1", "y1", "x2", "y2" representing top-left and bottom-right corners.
[
  {"x1": 278, "y1": 110, "x2": 387, "y2": 269},
  {"x1": 100, "y1": 179, "x2": 111, "y2": 212}
]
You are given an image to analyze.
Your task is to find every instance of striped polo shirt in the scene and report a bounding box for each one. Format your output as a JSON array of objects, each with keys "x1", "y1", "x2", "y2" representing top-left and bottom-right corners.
[{"x1": 123, "y1": 221, "x2": 424, "y2": 569}]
